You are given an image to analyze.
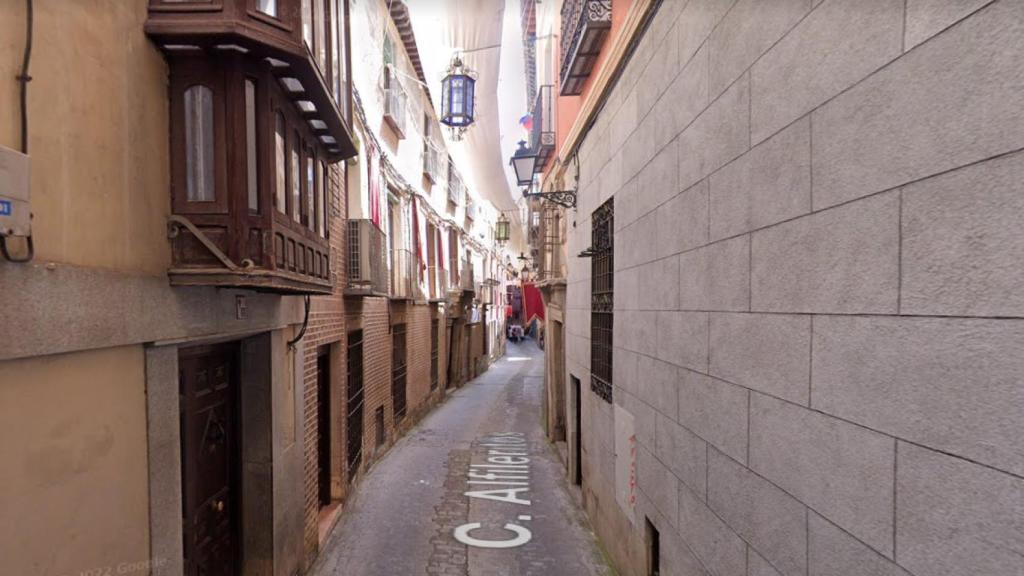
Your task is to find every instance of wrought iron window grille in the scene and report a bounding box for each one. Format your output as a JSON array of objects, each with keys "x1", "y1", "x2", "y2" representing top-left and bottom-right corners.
[{"x1": 590, "y1": 198, "x2": 614, "y2": 404}]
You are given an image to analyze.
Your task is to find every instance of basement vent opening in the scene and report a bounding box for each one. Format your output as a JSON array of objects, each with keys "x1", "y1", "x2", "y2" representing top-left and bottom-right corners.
[{"x1": 646, "y1": 517, "x2": 660, "y2": 576}]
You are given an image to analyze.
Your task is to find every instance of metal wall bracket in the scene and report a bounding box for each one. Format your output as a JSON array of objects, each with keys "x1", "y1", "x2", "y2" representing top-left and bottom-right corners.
[
  {"x1": 167, "y1": 214, "x2": 254, "y2": 272},
  {"x1": 522, "y1": 189, "x2": 577, "y2": 209}
]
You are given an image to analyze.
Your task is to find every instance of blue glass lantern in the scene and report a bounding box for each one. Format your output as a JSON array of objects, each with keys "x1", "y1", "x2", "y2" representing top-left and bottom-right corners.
[{"x1": 440, "y1": 57, "x2": 476, "y2": 132}]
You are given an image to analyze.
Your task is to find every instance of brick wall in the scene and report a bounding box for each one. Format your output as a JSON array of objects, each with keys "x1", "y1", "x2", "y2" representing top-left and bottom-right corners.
[
  {"x1": 403, "y1": 303, "x2": 440, "y2": 423},
  {"x1": 301, "y1": 162, "x2": 349, "y2": 565},
  {"x1": 566, "y1": 2, "x2": 1024, "y2": 576},
  {"x1": 346, "y1": 296, "x2": 394, "y2": 465},
  {"x1": 436, "y1": 310, "x2": 449, "y2": 392}
]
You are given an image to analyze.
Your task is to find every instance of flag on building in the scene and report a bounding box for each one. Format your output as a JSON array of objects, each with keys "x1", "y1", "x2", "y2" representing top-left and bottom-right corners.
[{"x1": 519, "y1": 113, "x2": 533, "y2": 133}]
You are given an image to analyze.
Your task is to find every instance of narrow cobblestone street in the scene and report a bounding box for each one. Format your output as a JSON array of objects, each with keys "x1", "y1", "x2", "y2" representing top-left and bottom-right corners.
[
  {"x1": 310, "y1": 340, "x2": 612, "y2": 576},
  {"x1": 6, "y1": 2, "x2": 1024, "y2": 575}
]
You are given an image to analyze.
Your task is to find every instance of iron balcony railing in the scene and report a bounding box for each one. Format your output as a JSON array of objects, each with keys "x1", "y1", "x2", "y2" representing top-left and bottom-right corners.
[
  {"x1": 528, "y1": 203, "x2": 543, "y2": 244},
  {"x1": 440, "y1": 267, "x2": 451, "y2": 295},
  {"x1": 460, "y1": 259, "x2": 474, "y2": 292},
  {"x1": 559, "y1": 0, "x2": 613, "y2": 96},
  {"x1": 423, "y1": 142, "x2": 441, "y2": 183},
  {"x1": 347, "y1": 219, "x2": 387, "y2": 295},
  {"x1": 390, "y1": 248, "x2": 415, "y2": 299},
  {"x1": 427, "y1": 265, "x2": 449, "y2": 300},
  {"x1": 477, "y1": 282, "x2": 494, "y2": 305},
  {"x1": 530, "y1": 85, "x2": 555, "y2": 171},
  {"x1": 447, "y1": 171, "x2": 464, "y2": 205},
  {"x1": 414, "y1": 267, "x2": 426, "y2": 301},
  {"x1": 538, "y1": 243, "x2": 564, "y2": 282},
  {"x1": 521, "y1": 0, "x2": 538, "y2": 105},
  {"x1": 538, "y1": 205, "x2": 563, "y2": 281}
]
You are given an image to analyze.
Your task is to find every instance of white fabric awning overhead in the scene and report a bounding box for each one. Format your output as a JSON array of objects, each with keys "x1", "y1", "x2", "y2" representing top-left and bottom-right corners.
[{"x1": 406, "y1": 0, "x2": 528, "y2": 253}]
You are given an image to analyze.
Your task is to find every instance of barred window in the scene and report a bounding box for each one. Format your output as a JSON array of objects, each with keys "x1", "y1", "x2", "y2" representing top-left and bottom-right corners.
[
  {"x1": 590, "y1": 198, "x2": 613, "y2": 403},
  {"x1": 392, "y1": 323, "x2": 408, "y2": 420},
  {"x1": 346, "y1": 330, "x2": 364, "y2": 479}
]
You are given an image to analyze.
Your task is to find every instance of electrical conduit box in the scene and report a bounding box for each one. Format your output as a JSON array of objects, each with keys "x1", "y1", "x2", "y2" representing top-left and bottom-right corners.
[{"x1": 0, "y1": 145, "x2": 30, "y2": 238}]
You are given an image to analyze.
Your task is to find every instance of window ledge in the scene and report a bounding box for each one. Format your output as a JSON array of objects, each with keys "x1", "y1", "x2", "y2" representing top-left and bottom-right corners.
[{"x1": 169, "y1": 267, "x2": 333, "y2": 295}]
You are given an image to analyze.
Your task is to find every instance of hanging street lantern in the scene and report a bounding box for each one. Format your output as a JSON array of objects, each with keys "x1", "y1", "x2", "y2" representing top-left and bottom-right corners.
[
  {"x1": 508, "y1": 142, "x2": 579, "y2": 209},
  {"x1": 495, "y1": 213, "x2": 511, "y2": 245},
  {"x1": 509, "y1": 140, "x2": 538, "y2": 187},
  {"x1": 440, "y1": 56, "x2": 477, "y2": 140},
  {"x1": 520, "y1": 260, "x2": 533, "y2": 283},
  {"x1": 516, "y1": 251, "x2": 529, "y2": 280}
]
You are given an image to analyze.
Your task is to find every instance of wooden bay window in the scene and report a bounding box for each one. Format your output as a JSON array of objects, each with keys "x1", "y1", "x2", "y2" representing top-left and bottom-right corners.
[
  {"x1": 275, "y1": 111, "x2": 287, "y2": 213},
  {"x1": 317, "y1": 160, "x2": 326, "y2": 238},
  {"x1": 148, "y1": 0, "x2": 355, "y2": 293},
  {"x1": 305, "y1": 146, "x2": 315, "y2": 231},
  {"x1": 291, "y1": 131, "x2": 301, "y2": 223},
  {"x1": 256, "y1": 0, "x2": 277, "y2": 17},
  {"x1": 331, "y1": 0, "x2": 347, "y2": 112},
  {"x1": 167, "y1": 54, "x2": 334, "y2": 293},
  {"x1": 245, "y1": 79, "x2": 259, "y2": 212}
]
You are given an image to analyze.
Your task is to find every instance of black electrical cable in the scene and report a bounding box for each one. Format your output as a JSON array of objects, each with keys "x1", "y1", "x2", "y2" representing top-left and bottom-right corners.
[
  {"x1": 2, "y1": 0, "x2": 34, "y2": 263},
  {"x1": 0, "y1": 235, "x2": 33, "y2": 262},
  {"x1": 287, "y1": 295, "x2": 312, "y2": 348},
  {"x1": 17, "y1": 0, "x2": 32, "y2": 155}
]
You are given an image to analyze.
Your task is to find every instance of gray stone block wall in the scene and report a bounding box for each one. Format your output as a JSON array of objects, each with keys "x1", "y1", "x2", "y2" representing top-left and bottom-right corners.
[{"x1": 564, "y1": 1, "x2": 1024, "y2": 575}]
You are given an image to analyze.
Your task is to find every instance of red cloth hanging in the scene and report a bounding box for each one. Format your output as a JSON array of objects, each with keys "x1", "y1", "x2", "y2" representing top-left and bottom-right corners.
[
  {"x1": 436, "y1": 227, "x2": 445, "y2": 288},
  {"x1": 412, "y1": 197, "x2": 426, "y2": 277},
  {"x1": 522, "y1": 282, "x2": 545, "y2": 324},
  {"x1": 368, "y1": 141, "x2": 381, "y2": 228}
]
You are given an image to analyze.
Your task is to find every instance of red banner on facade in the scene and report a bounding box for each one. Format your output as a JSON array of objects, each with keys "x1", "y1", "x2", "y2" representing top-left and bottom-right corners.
[
  {"x1": 412, "y1": 197, "x2": 426, "y2": 278},
  {"x1": 367, "y1": 141, "x2": 381, "y2": 228},
  {"x1": 522, "y1": 282, "x2": 545, "y2": 325}
]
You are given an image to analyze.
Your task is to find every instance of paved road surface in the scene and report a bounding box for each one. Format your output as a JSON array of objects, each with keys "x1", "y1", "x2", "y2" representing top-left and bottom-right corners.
[{"x1": 310, "y1": 340, "x2": 613, "y2": 576}]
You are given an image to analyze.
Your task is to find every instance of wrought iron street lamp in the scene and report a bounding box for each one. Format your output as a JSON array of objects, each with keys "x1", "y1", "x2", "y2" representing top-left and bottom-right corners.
[
  {"x1": 520, "y1": 261, "x2": 532, "y2": 282},
  {"x1": 509, "y1": 140, "x2": 537, "y2": 187},
  {"x1": 508, "y1": 141, "x2": 578, "y2": 209},
  {"x1": 495, "y1": 213, "x2": 511, "y2": 245},
  {"x1": 440, "y1": 56, "x2": 476, "y2": 139},
  {"x1": 516, "y1": 252, "x2": 530, "y2": 279}
]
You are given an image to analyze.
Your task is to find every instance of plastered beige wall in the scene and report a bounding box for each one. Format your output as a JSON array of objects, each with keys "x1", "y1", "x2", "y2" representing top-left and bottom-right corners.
[
  {"x1": 0, "y1": 345, "x2": 150, "y2": 576},
  {"x1": 0, "y1": 0, "x2": 170, "y2": 274}
]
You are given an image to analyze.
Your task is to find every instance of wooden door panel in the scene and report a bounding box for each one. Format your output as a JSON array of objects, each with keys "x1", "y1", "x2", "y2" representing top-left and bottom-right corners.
[
  {"x1": 180, "y1": 344, "x2": 238, "y2": 576},
  {"x1": 317, "y1": 350, "x2": 332, "y2": 506}
]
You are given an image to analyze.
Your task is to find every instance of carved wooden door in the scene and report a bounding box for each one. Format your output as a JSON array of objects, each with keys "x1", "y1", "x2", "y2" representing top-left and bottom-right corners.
[{"x1": 179, "y1": 343, "x2": 239, "y2": 576}]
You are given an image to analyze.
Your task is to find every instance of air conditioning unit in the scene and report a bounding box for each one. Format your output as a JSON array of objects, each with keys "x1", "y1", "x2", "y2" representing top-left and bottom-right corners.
[{"x1": 0, "y1": 145, "x2": 30, "y2": 238}]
